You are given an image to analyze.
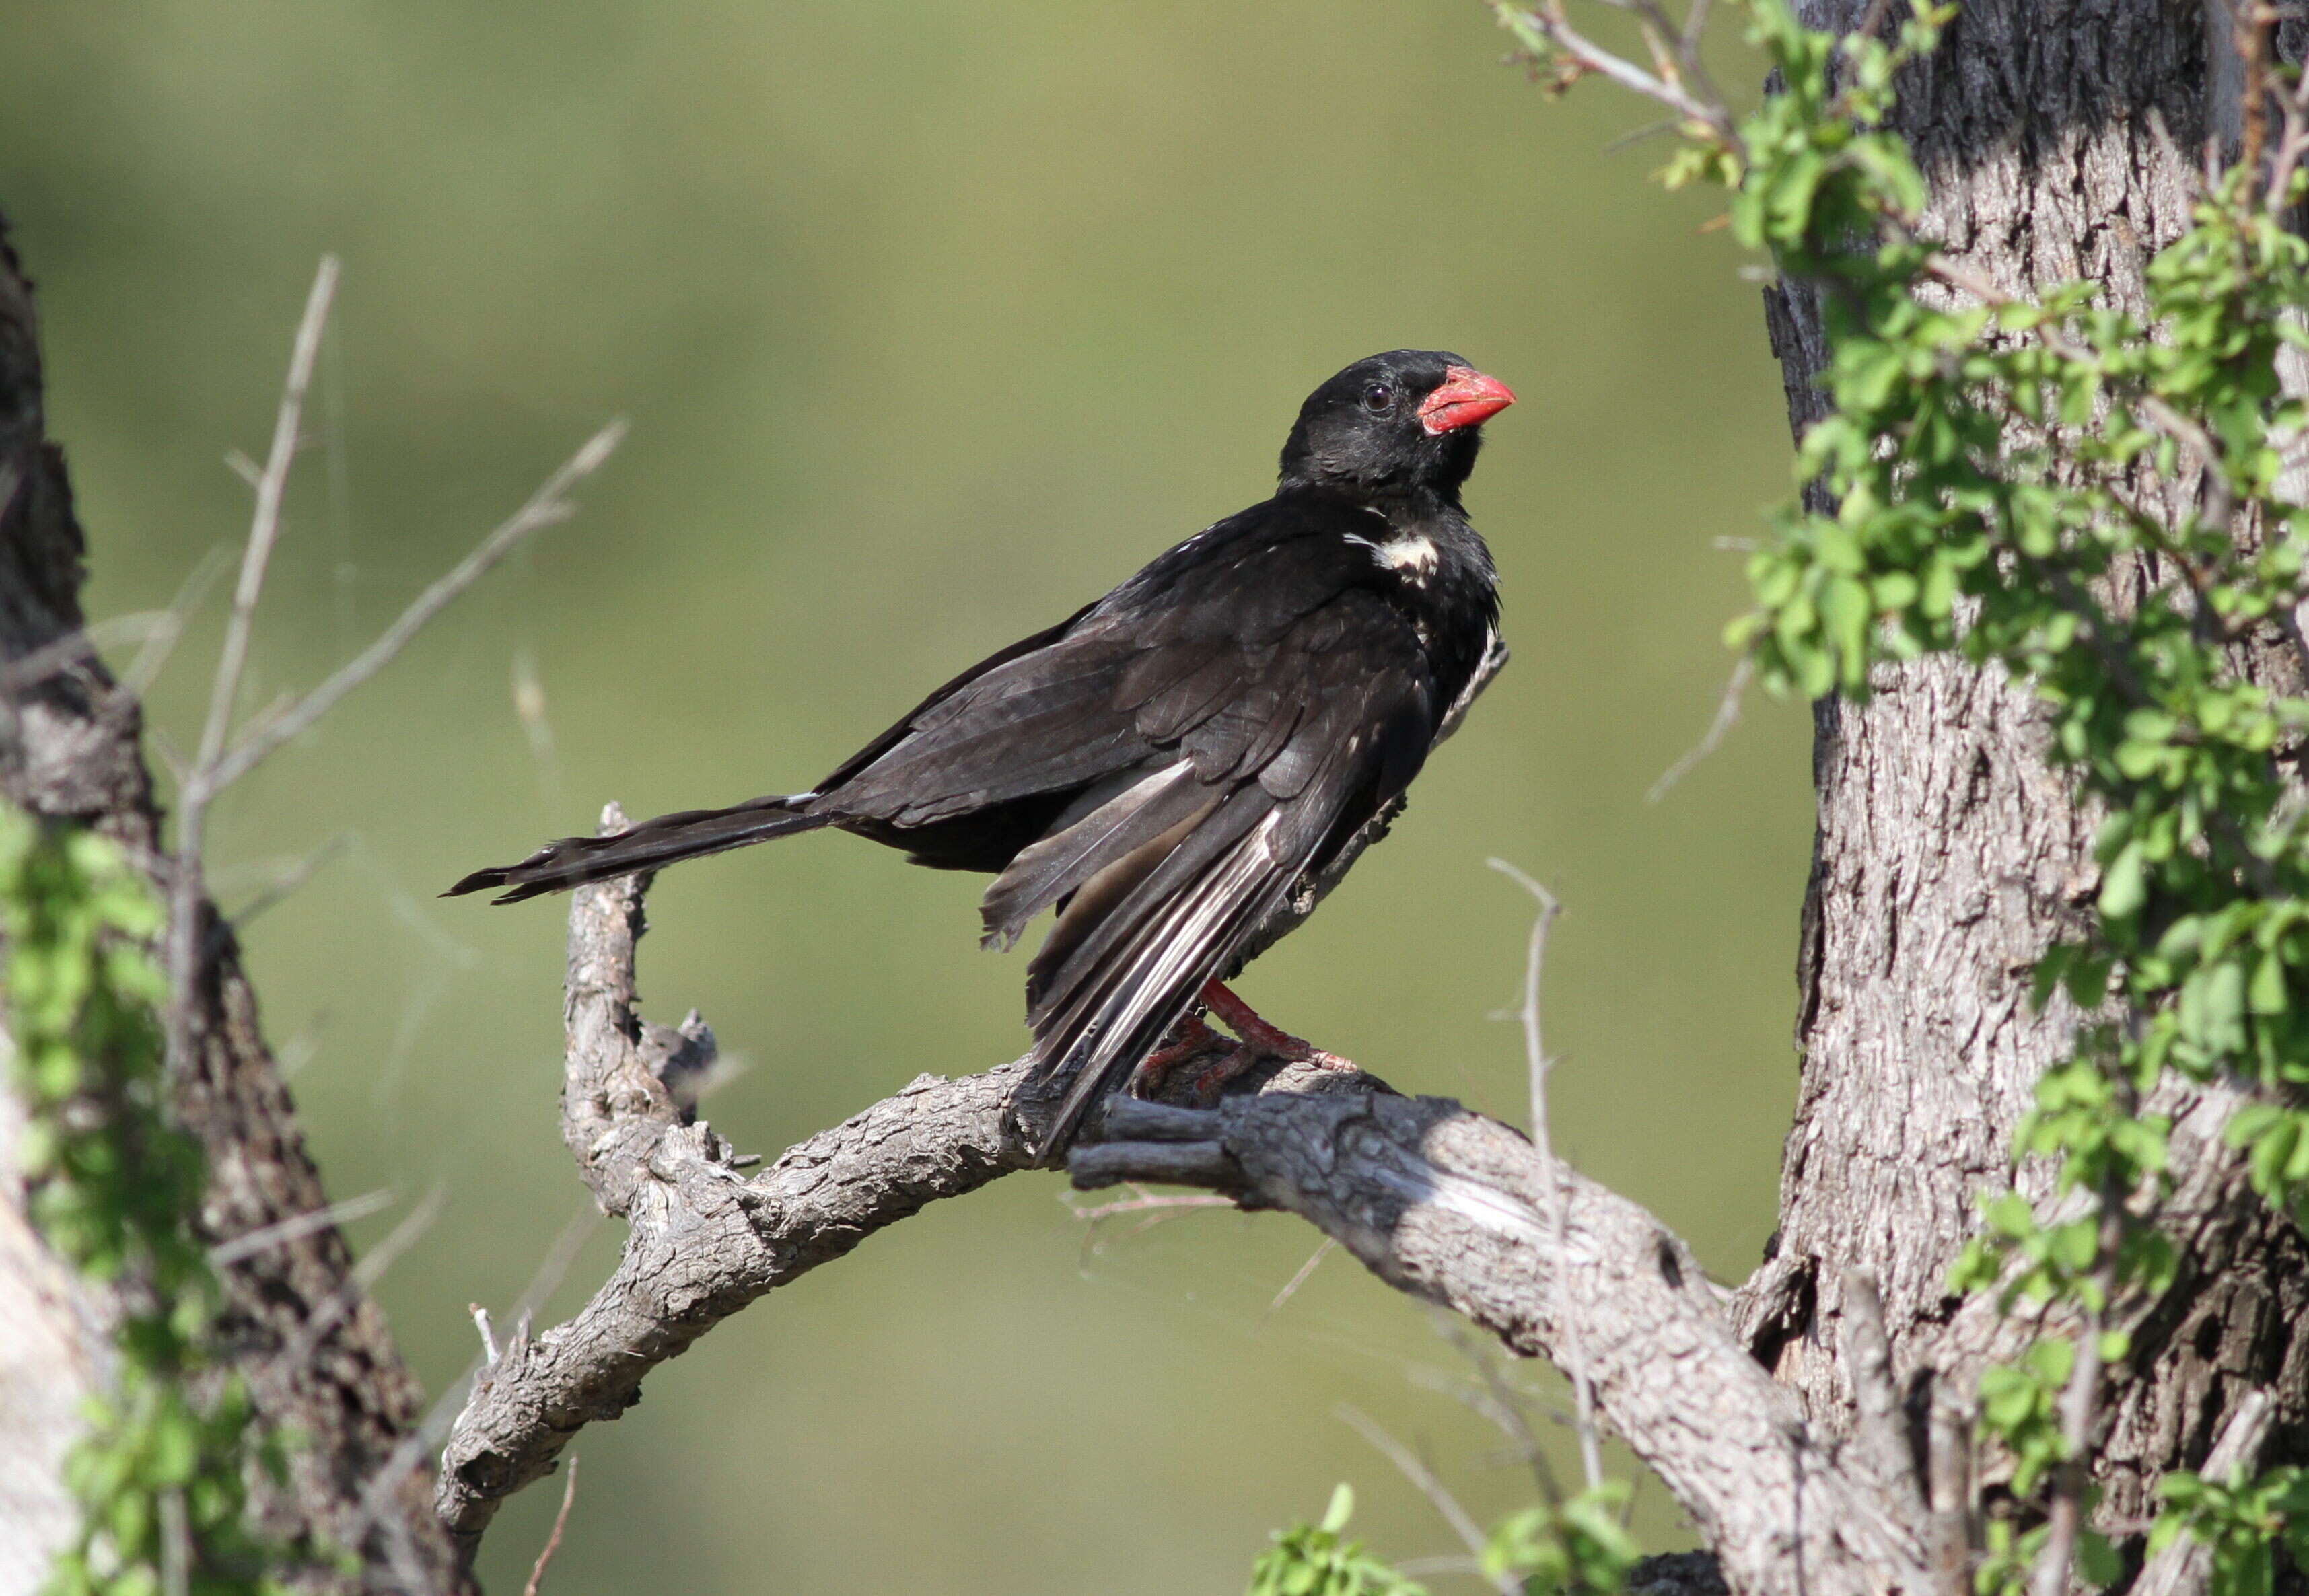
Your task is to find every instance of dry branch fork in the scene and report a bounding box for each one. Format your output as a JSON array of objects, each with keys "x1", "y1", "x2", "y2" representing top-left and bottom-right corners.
[{"x1": 435, "y1": 806, "x2": 1952, "y2": 1596}]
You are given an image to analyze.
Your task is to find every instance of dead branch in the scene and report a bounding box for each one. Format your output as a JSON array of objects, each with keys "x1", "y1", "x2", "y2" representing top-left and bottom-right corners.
[
  {"x1": 431, "y1": 828, "x2": 1042, "y2": 1561},
  {"x1": 1075, "y1": 1087, "x2": 1935, "y2": 1596},
  {"x1": 423, "y1": 802, "x2": 2285, "y2": 1595}
]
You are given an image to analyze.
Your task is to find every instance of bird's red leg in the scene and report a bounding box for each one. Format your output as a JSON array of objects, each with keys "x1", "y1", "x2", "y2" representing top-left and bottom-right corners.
[
  {"x1": 1133, "y1": 1012, "x2": 1225, "y2": 1097},
  {"x1": 1198, "y1": 980, "x2": 1355, "y2": 1072},
  {"x1": 1133, "y1": 985, "x2": 1358, "y2": 1110},
  {"x1": 1134, "y1": 1012, "x2": 1267, "y2": 1107}
]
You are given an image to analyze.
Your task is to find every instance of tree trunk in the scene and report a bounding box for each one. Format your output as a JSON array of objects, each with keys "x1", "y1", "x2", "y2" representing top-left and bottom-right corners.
[
  {"x1": 1742, "y1": 0, "x2": 2309, "y2": 1550},
  {"x1": 5, "y1": 9, "x2": 2306, "y2": 1589},
  {"x1": 0, "y1": 217, "x2": 461, "y2": 1595}
]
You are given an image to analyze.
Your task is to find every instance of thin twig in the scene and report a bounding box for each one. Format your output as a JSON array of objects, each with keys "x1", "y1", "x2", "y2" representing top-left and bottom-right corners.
[
  {"x1": 1680, "y1": 0, "x2": 1713, "y2": 55},
  {"x1": 226, "y1": 834, "x2": 352, "y2": 931},
  {"x1": 522, "y1": 1457, "x2": 579, "y2": 1596},
  {"x1": 1490, "y1": 0, "x2": 1740, "y2": 148},
  {"x1": 280, "y1": 1180, "x2": 447, "y2": 1372},
  {"x1": 159, "y1": 1487, "x2": 189, "y2": 1596},
  {"x1": 1071, "y1": 1185, "x2": 1234, "y2": 1266},
  {"x1": 2030, "y1": 1180, "x2": 2124, "y2": 1596},
  {"x1": 1396, "y1": 1556, "x2": 1487, "y2": 1578},
  {"x1": 1647, "y1": 655, "x2": 1754, "y2": 803},
  {"x1": 102, "y1": 544, "x2": 237, "y2": 737},
  {"x1": 1067, "y1": 1184, "x2": 1234, "y2": 1223},
  {"x1": 1338, "y1": 1404, "x2": 1518, "y2": 1596},
  {"x1": 203, "y1": 419, "x2": 627, "y2": 795},
  {"x1": 207, "y1": 1184, "x2": 394, "y2": 1267},
  {"x1": 1485, "y1": 859, "x2": 1604, "y2": 1493},
  {"x1": 1439, "y1": 1317, "x2": 1565, "y2": 1507},
  {"x1": 1260, "y1": 1237, "x2": 1337, "y2": 1323},
  {"x1": 166, "y1": 256, "x2": 339, "y2": 1074},
  {"x1": 0, "y1": 612, "x2": 173, "y2": 696},
  {"x1": 1602, "y1": 116, "x2": 1684, "y2": 153}
]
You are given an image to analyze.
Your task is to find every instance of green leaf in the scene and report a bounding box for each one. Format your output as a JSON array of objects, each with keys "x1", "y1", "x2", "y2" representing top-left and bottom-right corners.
[{"x1": 2099, "y1": 842, "x2": 2147, "y2": 919}]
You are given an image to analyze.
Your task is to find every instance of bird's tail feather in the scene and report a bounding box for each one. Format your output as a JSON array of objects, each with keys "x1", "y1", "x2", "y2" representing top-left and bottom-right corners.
[{"x1": 444, "y1": 796, "x2": 831, "y2": 904}]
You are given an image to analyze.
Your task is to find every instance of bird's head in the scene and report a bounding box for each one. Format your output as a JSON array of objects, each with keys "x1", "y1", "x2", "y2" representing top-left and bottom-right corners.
[{"x1": 1277, "y1": 350, "x2": 1516, "y2": 499}]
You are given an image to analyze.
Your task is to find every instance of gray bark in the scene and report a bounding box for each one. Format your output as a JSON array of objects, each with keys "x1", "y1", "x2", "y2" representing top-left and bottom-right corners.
[
  {"x1": 435, "y1": 836, "x2": 1040, "y2": 1560},
  {"x1": 1744, "y1": 0, "x2": 2308, "y2": 1555},
  {"x1": 0, "y1": 215, "x2": 462, "y2": 1594}
]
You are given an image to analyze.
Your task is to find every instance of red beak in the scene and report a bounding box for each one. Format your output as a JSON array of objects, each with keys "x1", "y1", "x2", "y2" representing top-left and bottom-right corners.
[{"x1": 1416, "y1": 365, "x2": 1516, "y2": 435}]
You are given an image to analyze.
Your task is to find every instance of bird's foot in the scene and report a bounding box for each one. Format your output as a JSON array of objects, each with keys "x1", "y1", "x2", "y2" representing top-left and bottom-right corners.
[
  {"x1": 1131, "y1": 985, "x2": 1359, "y2": 1111},
  {"x1": 1133, "y1": 1014, "x2": 1258, "y2": 1108},
  {"x1": 1199, "y1": 979, "x2": 1356, "y2": 1073}
]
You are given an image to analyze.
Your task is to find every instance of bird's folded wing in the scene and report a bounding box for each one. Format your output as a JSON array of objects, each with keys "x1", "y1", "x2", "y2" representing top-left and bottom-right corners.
[{"x1": 1011, "y1": 592, "x2": 1440, "y2": 1152}]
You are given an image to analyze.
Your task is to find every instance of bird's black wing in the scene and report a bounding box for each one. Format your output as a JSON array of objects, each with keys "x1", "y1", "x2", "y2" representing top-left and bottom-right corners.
[
  {"x1": 812, "y1": 506, "x2": 1385, "y2": 843},
  {"x1": 807, "y1": 509, "x2": 1442, "y2": 1155},
  {"x1": 994, "y1": 577, "x2": 1442, "y2": 1154}
]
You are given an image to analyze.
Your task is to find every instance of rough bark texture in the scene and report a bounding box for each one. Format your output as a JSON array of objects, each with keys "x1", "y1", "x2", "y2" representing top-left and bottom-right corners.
[
  {"x1": 1080, "y1": 1091, "x2": 1940, "y2": 1596},
  {"x1": 0, "y1": 215, "x2": 461, "y2": 1594},
  {"x1": 435, "y1": 838, "x2": 1041, "y2": 1561},
  {"x1": 1740, "y1": 0, "x2": 2308, "y2": 1554}
]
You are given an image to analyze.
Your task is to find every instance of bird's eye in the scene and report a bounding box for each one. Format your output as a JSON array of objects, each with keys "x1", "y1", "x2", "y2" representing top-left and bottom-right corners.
[{"x1": 1361, "y1": 382, "x2": 1395, "y2": 412}]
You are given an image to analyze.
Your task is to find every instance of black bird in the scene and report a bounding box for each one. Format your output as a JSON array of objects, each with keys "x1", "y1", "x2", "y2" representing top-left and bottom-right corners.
[{"x1": 449, "y1": 349, "x2": 1514, "y2": 1158}]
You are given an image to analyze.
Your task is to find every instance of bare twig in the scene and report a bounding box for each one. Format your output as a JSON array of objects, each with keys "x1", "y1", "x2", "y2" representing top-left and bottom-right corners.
[
  {"x1": 203, "y1": 419, "x2": 626, "y2": 795},
  {"x1": 1925, "y1": 1377, "x2": 1973, "y2": 1596},
  {"x1": 1339, "y1": 1404, "x2": 1517, "y2": 1596},
  {"x1": 471, "y1": 1305, "x2": 500, "y2": 1367},
  {"x1": 1647, "y1": 655, "x2": 1754, "y2": 803},
  {"x1": 1071, "y1": 1185, "x2": 1235, "y2": 1266},
  {"x1": 1067, "y1": 1184, "x2": 1234, "y2": 1224},
  {"x1": 0, "y1": 611, "x2": 172, "y2": 696},
  {"x1": 281, "y1": 1180, "x2": 447, "y2": 1373},
  {"x1": 1263, "y1": 1237, "x2": 1337, "y2": 1321},
  {"x1": 1486, "y1": 859, "x2": 1604, "y2": 1492},
  {"x1": 157, "y1": 253, "x2": 622, "y2": 1114},
  {"x1": 226, "y1": 834, "x2": 351, "y2": 931},
  {"x1": 1489, "y1": 0, "x2": 1741, "y2": 149},
  {"x1": 522, "y1": 1457, "x2": 579, "y2": 1596},
  {"x1": 1602, "y1": 116, "x2": 1686, "y2": 152},
  {"x1": 207, "y1": 1184, "x2": 394, "y2": 1267},
  {"x1": 1680, "y1": 0, "x2": 1713, "y2": 55},
  {"x1": 1437, "y1": 1318, "x2": 1564, "y2": 1507},
  {"x1": 166, "y1": 256, "x2": 339, "y2": 1073},
  {"x1": 106, "y1": 544, "x2": 236, "y2": 729},
  {"x1": 2030, "y1": 1182, "x2": 2123, "y2": 1596}
]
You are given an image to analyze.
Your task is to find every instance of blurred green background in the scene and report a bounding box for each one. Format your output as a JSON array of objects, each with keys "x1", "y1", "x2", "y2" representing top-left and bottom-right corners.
[{"x1": 1, "y1": 1, "x2": 1813, "y2": 1589}]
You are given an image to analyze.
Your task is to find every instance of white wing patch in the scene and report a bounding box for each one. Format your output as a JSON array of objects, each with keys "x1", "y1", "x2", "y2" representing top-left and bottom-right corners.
[
  {"x1": 1374, "y1": 534, "x2": 1439, "y2": 577},
  {"x1": 1339, "y1": 530, "x2": 1442, "y2": 580}
]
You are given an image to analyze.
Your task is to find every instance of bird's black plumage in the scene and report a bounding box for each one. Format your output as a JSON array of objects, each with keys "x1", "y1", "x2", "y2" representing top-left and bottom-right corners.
[{"x1": 448, "y1": 349, "x2": 1513, "y2": 1157}]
